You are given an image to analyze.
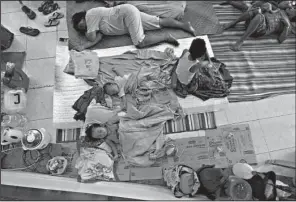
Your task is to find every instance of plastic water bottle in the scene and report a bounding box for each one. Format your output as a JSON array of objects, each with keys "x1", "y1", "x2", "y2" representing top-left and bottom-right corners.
[{"x1": 1, "y1": 114, "x2": 28, "y2": 128}]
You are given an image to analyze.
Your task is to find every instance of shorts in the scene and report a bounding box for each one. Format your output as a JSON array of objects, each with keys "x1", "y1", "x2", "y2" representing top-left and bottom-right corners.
[
  {"x1": 119, "y1": 4, "x2": 160, "y2": 45},
  {"x1": 246, "y1": 9, "x2": 267, "y2": 37}
]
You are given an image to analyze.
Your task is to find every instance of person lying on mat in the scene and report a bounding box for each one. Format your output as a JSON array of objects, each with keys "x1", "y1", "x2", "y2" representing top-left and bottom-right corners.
[
  {"x1": 223, "y1": 3, "x2": 296, "y2": 51},
  {"x1": 83, "y1": 123, "x2": 119, "y2": 160},
  {"x1": 71, "y1": 4, "x2": 196, "y2": 51},
  {"x1": 220, "y1": 1, "x2": 295, "y2": 12},
  {"x1": 103, "y1": 73, "x2": 131, "y2": 111},
  {"x1": 171, "y1": 38, "x2": 210, "y2": 90}
]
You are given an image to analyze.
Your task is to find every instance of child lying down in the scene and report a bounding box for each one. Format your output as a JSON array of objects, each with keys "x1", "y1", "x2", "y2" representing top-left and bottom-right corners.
[
  {"x1": 76, "y1": 101, "x2": 121, "y2": 182},
  {"x1": 78, "y1": 100, "x2": 120, "y2": 160}
]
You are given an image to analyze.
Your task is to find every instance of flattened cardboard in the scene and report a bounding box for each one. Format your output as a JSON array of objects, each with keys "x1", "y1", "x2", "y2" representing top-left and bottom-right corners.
[{"x1": 116, "y1": 123, "x2": 257, "y2": 181}]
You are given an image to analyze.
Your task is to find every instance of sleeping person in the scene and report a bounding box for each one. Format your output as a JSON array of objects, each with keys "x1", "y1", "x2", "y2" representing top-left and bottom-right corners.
[
  {"x1": 103, "y1": 73, "x2": 131, "y2": 111},
  {"x1": 83, "y1": 123, "x2": 119, "y2": 160},
  {"x1": 71, "y1": 4, "x2": 196, "y2": 51},
  {"x1": 223, "y1": 4, "x2": 296, "y2": 51}
]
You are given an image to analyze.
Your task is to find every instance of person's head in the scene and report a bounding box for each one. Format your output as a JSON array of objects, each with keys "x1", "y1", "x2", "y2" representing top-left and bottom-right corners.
[
  {"x1": 261, "y1": 2, "x2": 273, "y2": 12},
  {"x1": 103, "y1": 82, "x2": 120, "y2": 96},
  {"x1": 72, "y1": 11, "x2": 87, "y2": 35},
  {"x1": 286, "y1": 8, "x2": 296, "y2": 21},
  {"x1": 85, "y1": 123, "x2": 108, "y2": 141},
  {"x1": 189, "y1": 38, "x2": 207, "y2": 61}
]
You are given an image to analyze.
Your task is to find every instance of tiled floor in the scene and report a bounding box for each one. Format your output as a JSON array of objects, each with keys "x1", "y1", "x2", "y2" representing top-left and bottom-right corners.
[{"x1": 1, "y1": 0, "x2": 295, "y2": 167}]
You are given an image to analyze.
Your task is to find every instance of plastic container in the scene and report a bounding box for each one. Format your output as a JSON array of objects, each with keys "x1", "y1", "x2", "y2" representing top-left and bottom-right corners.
[
  {"x1": 224, "y1": 176, "x2": 253, "y2": 200},
  {"x1": 22, "y1": 128, "x2": 51, "y2": 151},
  {"x1": 1, "y1": 114, "x2": 28, "y2": 128},
  {"x1": 46, "y1": 156, "x2": 68, "y2": 175},
  {"x1": 3, "y1": 88, "x2": 27, "y2": 114},
  {"x1": 1, "y1": 127, "x2": 24, "y2": 145}
]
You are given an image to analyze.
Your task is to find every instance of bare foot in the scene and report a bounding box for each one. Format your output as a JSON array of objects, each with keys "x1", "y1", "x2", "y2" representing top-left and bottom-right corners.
[
  {"x1": 183, "y1": 22, "x2": 196, "y2": 36},
  {"x1": 230, "y1": 43, "x2": 242, "y2": 51},
  {"x1": 166, "y1": 34, "x2": 179, "y2": 46}
]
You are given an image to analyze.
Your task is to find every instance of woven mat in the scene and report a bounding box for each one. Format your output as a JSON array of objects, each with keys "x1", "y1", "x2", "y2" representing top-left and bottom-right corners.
[
  {"x1": 66, "y1": 1, "x2": 222, "y2": 50},
  {"x1": 210, "y1": 1, "x2": 296, "y2": 102}
]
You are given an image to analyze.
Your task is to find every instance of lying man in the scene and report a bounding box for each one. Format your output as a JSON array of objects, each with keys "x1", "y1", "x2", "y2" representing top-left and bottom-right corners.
[
  {"x1": 223, "y1": 2, "x2": 296, "y2": 51},
  {"x1": 72, "y1": 4, "x2": 195, "y2": 51}
]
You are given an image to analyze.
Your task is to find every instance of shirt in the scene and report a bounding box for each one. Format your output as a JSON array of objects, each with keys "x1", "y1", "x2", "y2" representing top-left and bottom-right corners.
[
  {"x1": 114, "y1": 74, "x2": 131, "y2": 97},
  {"x1": 175, "y1": 51, "x2": 199, "y2": 85},
  {"x1": 86, "y1": 6, "x2": 128, "y2": 36}
]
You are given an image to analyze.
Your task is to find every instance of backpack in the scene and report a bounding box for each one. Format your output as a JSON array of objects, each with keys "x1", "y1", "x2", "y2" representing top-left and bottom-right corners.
[
  {"x1": 1, "y1": 25, "x2": 14, "y2": 51},
  {"x1": 188, "y1": 57, "x2": 233, "y2": 101}
]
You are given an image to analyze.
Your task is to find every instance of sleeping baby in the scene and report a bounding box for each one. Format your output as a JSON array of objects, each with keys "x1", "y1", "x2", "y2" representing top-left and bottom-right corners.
[{"x1": 103, "y1": 73, "x2": 131, "y2": 111}]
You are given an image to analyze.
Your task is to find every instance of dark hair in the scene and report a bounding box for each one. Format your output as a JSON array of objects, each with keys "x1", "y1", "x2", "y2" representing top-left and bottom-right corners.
[
  {"x1": 85, "y1": 123, "x2": 101, "y2": 141},
  {"x1": 189, "y1": 38, "x2": 207, "y2": 60},
  {"x1": 103, "y1": 82, "x2": 115, "y2": 94},
  {"x1": 72, "y1": 11, "x2": 87, "y2": 35}
]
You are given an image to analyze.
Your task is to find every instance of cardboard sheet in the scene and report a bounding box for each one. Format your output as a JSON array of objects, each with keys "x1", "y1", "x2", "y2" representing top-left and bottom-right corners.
[{"x1": 116, "y1": 123, "x2": 257, "y2": 181}]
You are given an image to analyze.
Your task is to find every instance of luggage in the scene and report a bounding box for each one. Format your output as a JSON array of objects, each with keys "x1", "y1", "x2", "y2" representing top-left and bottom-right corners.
[{"x1": 1, "y1": 25, "x2": 14, "y2": 51}]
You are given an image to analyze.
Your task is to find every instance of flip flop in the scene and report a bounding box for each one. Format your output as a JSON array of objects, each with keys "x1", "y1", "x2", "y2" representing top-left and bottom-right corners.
[
  {"x1": 43, "y1": 3, "x2": 59, "y2": 15},
  {"x1": 44, "y1": 18, "x2": 60, "y2": 27},
  {"x1": 21, "y1": 5, "x2": 36, "y2": 20},
  {"x1": 19, "y1": 27, "x2": 40, "y2": 36},
  {"x1": 38, "y1": 0, "x2": 54, "y2": 12},
  {"x1": 49, "y1": 11, "x2": 64, "y2": 20}
]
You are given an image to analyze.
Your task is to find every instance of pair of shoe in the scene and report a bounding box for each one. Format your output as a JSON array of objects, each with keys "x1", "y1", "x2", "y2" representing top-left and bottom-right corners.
[
  {"x1": 38, "y1": 0, "x2": 59, "y2": 15},
  {"x1": 44, "y1": 11, "x2": 64, "y2": 27}
]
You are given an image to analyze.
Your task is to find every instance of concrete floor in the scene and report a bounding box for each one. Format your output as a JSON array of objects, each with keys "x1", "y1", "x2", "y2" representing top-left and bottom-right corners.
[{"x1": 1, "y1": 0, "x2": 295, "y2": 199}]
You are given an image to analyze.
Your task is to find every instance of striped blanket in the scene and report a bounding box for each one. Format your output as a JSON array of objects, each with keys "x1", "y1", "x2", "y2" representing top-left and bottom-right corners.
[
  {"x1": 56, "y1": 112, "x2": 216, "y2": 143},
  {"x1": 210, "y1": 2, "x2": 296, "y2": 102}
]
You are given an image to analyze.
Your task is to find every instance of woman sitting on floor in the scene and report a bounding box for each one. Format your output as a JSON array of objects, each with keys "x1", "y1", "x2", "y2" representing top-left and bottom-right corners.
[{"x1": 71, "y1": 4, "x2": 196, "y2": 51}]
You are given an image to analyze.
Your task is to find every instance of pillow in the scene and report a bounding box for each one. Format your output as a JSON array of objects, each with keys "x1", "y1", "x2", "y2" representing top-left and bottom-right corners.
[
  {"x1": 82, "y1": 102, "x2": 119, "y2": 136},
  {"x1": 64, "y1": 50, "x2": 100, "y2": 79}
]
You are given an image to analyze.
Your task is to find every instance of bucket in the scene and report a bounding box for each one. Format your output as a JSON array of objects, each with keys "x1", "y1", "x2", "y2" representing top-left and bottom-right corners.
[{"x1": 21, "y1": 128, "x2": 51, "y2": 150}]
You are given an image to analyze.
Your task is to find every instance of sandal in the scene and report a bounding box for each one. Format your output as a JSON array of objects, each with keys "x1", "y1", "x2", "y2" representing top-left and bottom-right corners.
[
  {"x1": 49, "y1": 11, "x2": 64, "y2": 20},
  {"x1": 21, "y1": 5, "x2": 36, "y2": 20},
  {"x1": 43, "y1": 3, "x2": 59, "y2": 15},
  {"x1": 44, "y1": 18, "x2": 60, "y2": 27},
  {"x1": 19, "y1": 27, "x2": 40, "y2": 36},
  {"x1": 38, "y1": 0, "x2": 54, "y2": 12}
]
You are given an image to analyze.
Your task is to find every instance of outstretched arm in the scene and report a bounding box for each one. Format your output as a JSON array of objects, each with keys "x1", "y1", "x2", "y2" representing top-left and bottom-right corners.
[
  {"x1": 278, "y1": 12, "x2": 291, "y2": 43},
  {"x1": 105, "y1": 139, "x2": 119, "y2": 160},
  {"x1": 74, "y1": 32, "x2": 103, "y2": 51}
]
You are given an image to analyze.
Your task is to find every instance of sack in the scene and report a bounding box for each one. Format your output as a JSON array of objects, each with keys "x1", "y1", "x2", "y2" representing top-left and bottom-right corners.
[
  {"x1": 1, "y1": 25, "x2": 14, "y2": 51},
  {"x1": 188, "y1": 57, "x2": 232, "y2": 101}
]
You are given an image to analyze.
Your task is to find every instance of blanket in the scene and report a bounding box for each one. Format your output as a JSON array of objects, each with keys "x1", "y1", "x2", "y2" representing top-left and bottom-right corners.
[
  {"x1": 97, "y1": 49, "x2": 178, "y2": 85},
  {"x1": 118, "y1": 66, "x2": 181, "y2": 167},
  {"x1": 210, "y1": 1, "x2": 296, "y2": 102},
  {"x1": 66, "y1": 1, "x2": 222, "y2": 50},
  {"x1": 75, "y1": 146, "x2": 115, "y2": 182}
]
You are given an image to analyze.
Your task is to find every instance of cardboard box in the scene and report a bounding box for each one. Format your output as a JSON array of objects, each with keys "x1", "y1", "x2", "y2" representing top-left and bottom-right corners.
[{"x1": 116, "y1": 123, "x2": 257, "y2": 181}]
